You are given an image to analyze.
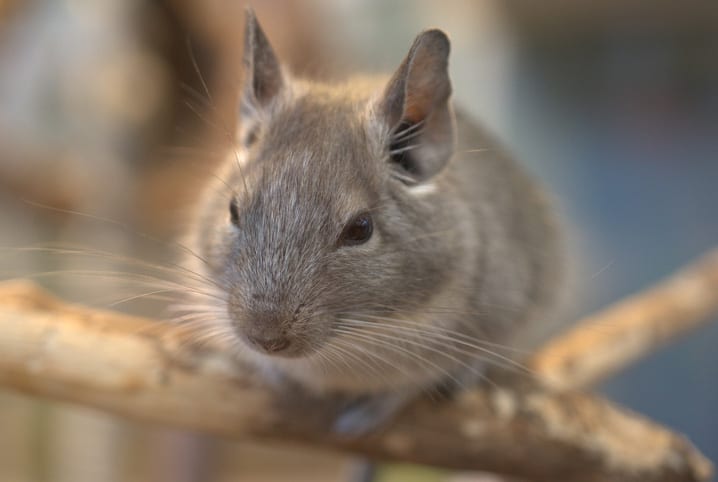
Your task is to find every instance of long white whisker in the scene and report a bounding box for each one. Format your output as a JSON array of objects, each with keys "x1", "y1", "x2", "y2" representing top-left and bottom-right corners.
[
  {"x1": 333, "y1": 325, "x2": 466, "y2": 388},
  {"x1": 336, "y1": 322, "x2": 497, "y2": 389},
  {"x1": 391, "y1": 119, "x2": 426, "y2": 141},
  {"x1": 18, "y1": 200, "x2": 215, "y2": 275},
  {"x1": 6, "y1": 244, "x2": 224, "y2": 292},
  {"x1": 389, "y1": 143, "x2": 421, "y2": 156},
  {"x1": 356, "y1": 312, "x2": 528, "y2": 353},
  {"x1": 341, "y1": 316, "x2": 533, "y2": 377},
  {"x1": 330, "y1": 338, "x2": 405, "y2": 386}
]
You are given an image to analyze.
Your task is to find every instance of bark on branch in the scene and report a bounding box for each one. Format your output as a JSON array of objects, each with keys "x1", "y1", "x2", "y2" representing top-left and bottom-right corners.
[{"x1": 1, "y1": 249, "x2": 717, "y2": 481}]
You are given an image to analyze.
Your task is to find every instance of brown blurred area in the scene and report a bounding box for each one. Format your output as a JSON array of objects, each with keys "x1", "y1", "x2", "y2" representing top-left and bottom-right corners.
[
  {"x1": 0, "y1": 0, "x2": 332, "y2": 232},
  {"x1": 0, "y1": 1, "x2": 716, "y2": 481}
]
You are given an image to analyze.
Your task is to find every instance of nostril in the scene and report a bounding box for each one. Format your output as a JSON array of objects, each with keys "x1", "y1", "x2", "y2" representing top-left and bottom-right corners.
[{"x1": 248, "y1": 334, "x2": 290, "y2": 353}]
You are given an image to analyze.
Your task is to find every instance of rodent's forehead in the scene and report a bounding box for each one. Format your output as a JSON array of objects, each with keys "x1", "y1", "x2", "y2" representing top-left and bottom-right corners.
[
  {"x1": 260, "y1": 88, "x2": 385, "y2": 166},
  {"x1": 239, "y1": 96, "x2": 385, "y2": 221},
  {"x1": 255, "y1": 155, "x2": 373, "y2": 215}
]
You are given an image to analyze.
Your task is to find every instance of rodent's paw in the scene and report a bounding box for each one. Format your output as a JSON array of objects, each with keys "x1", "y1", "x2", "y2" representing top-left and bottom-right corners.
[{"x1": 333, "y1": 393, "x2": 409, "y2": 437}]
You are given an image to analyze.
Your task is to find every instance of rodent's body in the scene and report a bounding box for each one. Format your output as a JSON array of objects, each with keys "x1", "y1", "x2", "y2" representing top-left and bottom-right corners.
[
  {"x1": 273, "y1": 108, "x2": 559, "y2": 394},
  {"x1": 183, "y1": 12, "x2": 561, "y2": 426}
]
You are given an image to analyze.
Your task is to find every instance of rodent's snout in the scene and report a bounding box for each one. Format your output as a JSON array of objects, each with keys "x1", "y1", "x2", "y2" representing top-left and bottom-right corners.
[
  {"x1": 246, "y1": 332, "x2": 291, "y2": 354},
  {"x1": 231, "y1": 300, "x2": 309, "y2": 357},
  {"x1": 238, "y1": 314, "x2": 295, "y2": 356}
]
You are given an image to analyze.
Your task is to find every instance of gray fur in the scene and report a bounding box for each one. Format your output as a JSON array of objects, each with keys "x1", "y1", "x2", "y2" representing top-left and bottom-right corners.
[{"x1": 184, "y1": 15, "x2": 562, "y2": 401}]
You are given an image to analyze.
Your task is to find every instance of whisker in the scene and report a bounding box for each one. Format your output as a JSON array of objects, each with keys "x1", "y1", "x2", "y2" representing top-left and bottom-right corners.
[
  {"x1": 391, "y1": 119, "x2": 426, "y2": 141},
  {"x1": 15, "y1": 201, "x2": 217, "y2": 280},
  {"x1": 7, "y1": 268, "x2": 226, "y2": 304},
  {"x1": 183, "y1": 99, "x2": 221, "y2": 131},
  {"x1": 461, "y1": 147, "x2": 494, "y2": 154},
  {"x1": 389, "y1": 143, "x2": 421, "y2": 156},
  {"x1": 7, "y1": 244, "x2": 224, "y2": 292},
  {"x1": 186, "y1": 39, "x2": 251, "y2": 198},
  {"x1": 324, "y1": 340, "x2": 381, "y2": 380},
  {"x1": 331, "y1": 337, "x2": 406, "y2": 385},
  {"x1": 107, "y1": 289, "x2": 182, "y2": 308},
  {"x1": 336, "y1": 322, "x2": 498, "y2": 389},
  {"x1": 333, "y1": 325, "x2": 466, "y2": 388},
  {"x1": 341, "y1": 316, "x2": 534, "y2": 377},
  {"x1": 353, "y1": 310, "x2": 529, "y2": 353}
]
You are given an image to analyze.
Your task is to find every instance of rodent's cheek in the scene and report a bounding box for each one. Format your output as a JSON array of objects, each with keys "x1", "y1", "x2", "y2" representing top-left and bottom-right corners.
[{"x1": 332, "y1": 235, "x2": 380, "y2": 268}]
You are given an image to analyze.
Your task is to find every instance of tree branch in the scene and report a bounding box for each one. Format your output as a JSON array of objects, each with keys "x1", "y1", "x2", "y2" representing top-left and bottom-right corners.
[
  {"x1": 531, "y1": 249, "x2": 718, "y2": 390},
  {"x1": 1, "y1": 250, "x2": 717, "y2": 481}
]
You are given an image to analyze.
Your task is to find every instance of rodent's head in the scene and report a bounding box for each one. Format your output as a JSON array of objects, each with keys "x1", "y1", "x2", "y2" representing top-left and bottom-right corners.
[{"x1": 189, "y1": 11, "x2": 462, "y2": 365}]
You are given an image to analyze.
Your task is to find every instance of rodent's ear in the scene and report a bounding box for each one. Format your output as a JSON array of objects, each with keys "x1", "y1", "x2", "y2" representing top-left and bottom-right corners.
[
  {"x1": 379, "y1": 29, "x2": 455, "y2": 183},
  {"x1": 241, "y1": 8, "x2": 284, "y2": 114}
]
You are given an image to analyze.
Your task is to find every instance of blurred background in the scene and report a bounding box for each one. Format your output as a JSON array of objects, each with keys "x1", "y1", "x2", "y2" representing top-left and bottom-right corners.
[{"x1": 0, "y1": 0, "x2": 716, "y2": 481}]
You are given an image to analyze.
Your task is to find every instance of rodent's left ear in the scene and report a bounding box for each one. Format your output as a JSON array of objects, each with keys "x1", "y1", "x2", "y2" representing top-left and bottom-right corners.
[
  {"x1": 240, "y1": 8, "x2": 285, "y2": 115},
  {"x1": 379, "y1": 29, "x2": 455, "y2": 183}
]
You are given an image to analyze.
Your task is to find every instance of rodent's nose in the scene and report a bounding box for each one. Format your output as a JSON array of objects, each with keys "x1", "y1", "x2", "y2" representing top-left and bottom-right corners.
[{"x1": 247, "y1": 334, "x2": 291, "y2": 354}]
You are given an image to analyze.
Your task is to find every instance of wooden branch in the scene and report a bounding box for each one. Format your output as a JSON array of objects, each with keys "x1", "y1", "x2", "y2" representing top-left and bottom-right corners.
[
  {"x1": 531, "y1": 249, "x2": 718, "y2": 389},
  {"x1": 0, "y1": 274, "x2": 714, "y2": 482}
]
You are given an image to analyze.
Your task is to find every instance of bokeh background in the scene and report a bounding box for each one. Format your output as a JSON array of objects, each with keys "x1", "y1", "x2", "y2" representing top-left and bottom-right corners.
[{"x1": 1, "y1": 1, "x2": 716, "y2": 481}]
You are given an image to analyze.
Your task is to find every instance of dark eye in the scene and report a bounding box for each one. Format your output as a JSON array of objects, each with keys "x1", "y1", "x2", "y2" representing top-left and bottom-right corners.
[
  {"x1": 229, "y1": 198, "x2": 240, "y2": 226},
  {"x1": 338, "y1": 212, "x2": 373, "y2": 247}
]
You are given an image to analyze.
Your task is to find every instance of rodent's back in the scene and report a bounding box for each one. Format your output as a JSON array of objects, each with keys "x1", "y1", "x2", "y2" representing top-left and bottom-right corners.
[{"x1": 448, "y1": 113, "x2": 562, "y2": 349}]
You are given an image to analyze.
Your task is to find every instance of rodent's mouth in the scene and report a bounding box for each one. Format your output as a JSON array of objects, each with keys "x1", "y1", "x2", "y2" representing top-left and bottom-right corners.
[
  {"x1": 227, "y1": 310, "x2": 327, "y2": 360},
  {"x1": 239, "y1": 333, "x2": 313, "y2": 359}
]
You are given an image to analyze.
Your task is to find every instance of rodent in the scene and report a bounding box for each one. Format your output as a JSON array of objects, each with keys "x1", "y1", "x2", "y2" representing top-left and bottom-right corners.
[{"x1": 183, "y1": 10, "x2": 562, "y2": 433}]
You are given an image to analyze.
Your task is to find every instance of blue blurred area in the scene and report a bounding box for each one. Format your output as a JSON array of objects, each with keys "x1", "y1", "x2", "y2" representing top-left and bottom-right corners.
[{"x1": 504, "y1": 11, "x2": 718, "y2": 462}]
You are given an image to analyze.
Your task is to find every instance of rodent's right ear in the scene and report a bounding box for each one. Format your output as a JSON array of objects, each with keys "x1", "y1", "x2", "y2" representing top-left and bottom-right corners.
[
  {"x1": 378, "y1": 29, "x2": 455, "y2": 183},
  {"x1": 240, "y1": 8, "x2": 284, "y2": 115}
]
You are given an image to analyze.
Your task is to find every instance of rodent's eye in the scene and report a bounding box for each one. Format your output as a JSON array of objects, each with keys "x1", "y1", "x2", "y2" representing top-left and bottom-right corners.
[
  {"x1": 229, "y1": 198, "x2": 240, "y2": 226},
  {"x1": 338, "y1": 212, "x2": 373, "y2": 247}
]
